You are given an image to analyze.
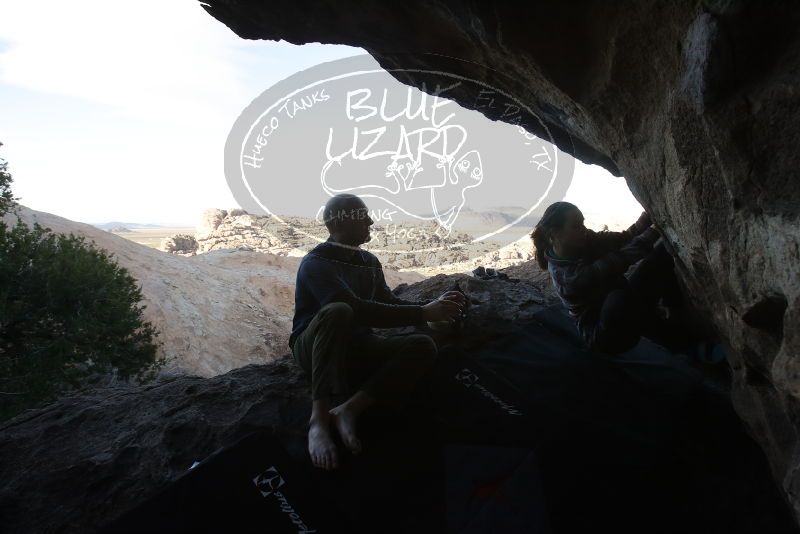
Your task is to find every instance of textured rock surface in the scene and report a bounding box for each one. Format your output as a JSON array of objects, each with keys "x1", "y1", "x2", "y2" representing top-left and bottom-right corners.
[
  {"x1": 377, "y1": 270, "x2": 558, "y2": 349},
  {"x1": 202, "y1": 0, "x2": 800, "y2": 520},
  {"x1": 0, "y1": 359, "x2": 310, "y2": 533}
]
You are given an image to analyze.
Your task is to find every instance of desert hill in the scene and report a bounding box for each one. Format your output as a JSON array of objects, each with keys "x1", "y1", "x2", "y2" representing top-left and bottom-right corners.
[{"x1": 2, "y1": 205, "x2": 425, "y2": 377}]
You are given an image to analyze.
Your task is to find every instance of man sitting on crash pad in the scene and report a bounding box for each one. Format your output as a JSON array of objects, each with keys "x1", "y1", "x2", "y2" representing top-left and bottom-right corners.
[{"x1": 289, "y1": 193, "x2": 466, "y2": 470}]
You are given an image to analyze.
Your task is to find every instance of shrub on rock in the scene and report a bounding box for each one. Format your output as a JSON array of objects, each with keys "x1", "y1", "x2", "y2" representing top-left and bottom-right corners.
[{"x1": 0, "y1": 144, "x2": 164, "y2": 421}]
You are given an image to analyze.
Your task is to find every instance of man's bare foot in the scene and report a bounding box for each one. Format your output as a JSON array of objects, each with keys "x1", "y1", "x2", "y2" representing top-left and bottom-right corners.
[
  {"x1": 328, "y1": 402, "x2": 363, "y2": 455},
  {"x1": 308, "y1": 419, "x2": 339, "y2": 470}
]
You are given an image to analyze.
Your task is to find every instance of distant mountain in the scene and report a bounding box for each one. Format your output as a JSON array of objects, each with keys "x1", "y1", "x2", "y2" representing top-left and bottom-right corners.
[{"x1": 91, "y1": 221, "x2": 193, "y2": 231}]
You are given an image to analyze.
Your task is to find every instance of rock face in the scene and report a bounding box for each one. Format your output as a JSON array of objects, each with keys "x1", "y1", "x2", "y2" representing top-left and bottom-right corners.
[
  {"x1": 201, "y1": 0, "x2": 800, "y2": 521},
  {"x1": 0, "y1": 359, "x2": 311, "y2": 533},
  {"x1": 194, "y1": 208, "x2": 295, "y2": 255}
]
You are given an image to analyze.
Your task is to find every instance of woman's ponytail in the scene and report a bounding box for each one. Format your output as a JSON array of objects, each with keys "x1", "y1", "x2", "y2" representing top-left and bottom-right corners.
[
  {"x1": 531, "y1": 225, "x2": 551, "y2": 270},
  {"x1": 530, "y1": 201, "x2": 578, "y2": 270}
]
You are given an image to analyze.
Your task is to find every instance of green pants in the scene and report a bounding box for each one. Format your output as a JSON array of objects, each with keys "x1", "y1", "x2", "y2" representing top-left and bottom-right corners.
[{"x1": 290, "y1": 301, "x2": 438, "y2": 409}]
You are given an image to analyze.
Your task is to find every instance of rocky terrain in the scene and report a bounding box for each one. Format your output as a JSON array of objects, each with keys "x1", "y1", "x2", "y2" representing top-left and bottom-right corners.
[
  {"x1": 2, "y1": 205, "x2": 425, "y2": 378},
  {"x1": 165, "y1": 207, "x2": 538, "y2": 273},
  {"x1": 160, "y1": 205, "x2": 645, "y2": 277}
]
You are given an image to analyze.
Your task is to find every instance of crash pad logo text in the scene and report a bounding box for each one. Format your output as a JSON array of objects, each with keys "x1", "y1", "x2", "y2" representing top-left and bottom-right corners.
[
  {"x1": 455, "y1": 367, "x2": 524, "y2": 416},
  {"x1": 253, "y1": 466, "x2": 316, "y2": 534}
]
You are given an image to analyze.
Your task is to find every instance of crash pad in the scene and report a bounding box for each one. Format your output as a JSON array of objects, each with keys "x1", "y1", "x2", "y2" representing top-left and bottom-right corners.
[
  {"x1": 98, "y1": 428, "x2": 351, "y2": 533},
  {"x1": 99, "y1": 303, "x2": 798, "y2": 534}
]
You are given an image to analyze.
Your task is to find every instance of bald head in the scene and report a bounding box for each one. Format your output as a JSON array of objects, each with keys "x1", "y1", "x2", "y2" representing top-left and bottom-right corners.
[
  {"x1": 323, "y1": 194, "x2": 366, "y2": 229},
  {"x1": 322, "y1": 193, "x2": 373, "y2": 246}
]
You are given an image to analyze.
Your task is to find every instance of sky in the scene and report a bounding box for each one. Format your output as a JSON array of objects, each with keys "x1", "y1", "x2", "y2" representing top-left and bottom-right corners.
[{"x1": 0, "y1": 0, "x2": 642, "y2": 228}]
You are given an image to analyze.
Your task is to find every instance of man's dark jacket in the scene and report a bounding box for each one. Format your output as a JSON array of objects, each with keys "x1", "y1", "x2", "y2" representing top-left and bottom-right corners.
[{"x1": 289, "y1": 237, "x2": 431, "y2": 349}]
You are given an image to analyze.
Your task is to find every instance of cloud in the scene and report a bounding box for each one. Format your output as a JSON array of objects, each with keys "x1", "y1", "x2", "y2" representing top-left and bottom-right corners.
[
  {"x1": 0, "y1": 1, "x2": 638, "y2": 228},
  {"x1": 0, "y1": 0, "x2": 363, "y2": 224},
  {"x1": 2, "y1": 2, "x2": 225, "y2": 123}
]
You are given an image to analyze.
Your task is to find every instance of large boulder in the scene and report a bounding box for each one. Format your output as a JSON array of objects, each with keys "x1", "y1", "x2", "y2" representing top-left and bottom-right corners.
[
  {"x1": 195, "y1": 208, "x2": 227, "y2": 240},
  {"x1": 159, "y1": 233, "x2": 198, "y2": 255},
  {"x1": 0, "y1": 359, "x2": 310, "y2": 533},
  {"x1": 200, "y1": 0, "x2": 800, "y2": 521}
]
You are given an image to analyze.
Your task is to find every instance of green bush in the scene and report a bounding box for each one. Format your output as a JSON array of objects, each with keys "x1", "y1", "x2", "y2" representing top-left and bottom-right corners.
[
  {"x1": 0, "y1": 144, "x2": 164, "y2": 421},
  {"x1": 0, "y1": 142, "x2": 16, "y2": 216}
]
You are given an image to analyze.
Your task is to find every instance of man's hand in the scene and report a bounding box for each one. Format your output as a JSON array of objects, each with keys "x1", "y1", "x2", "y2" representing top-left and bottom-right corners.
[
  {"x1": 422, "y1": 290, "x2": 465, "y2": 322},
  {"x1": 440, "y1": 290, "x2": 466, "y2": 306}
]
